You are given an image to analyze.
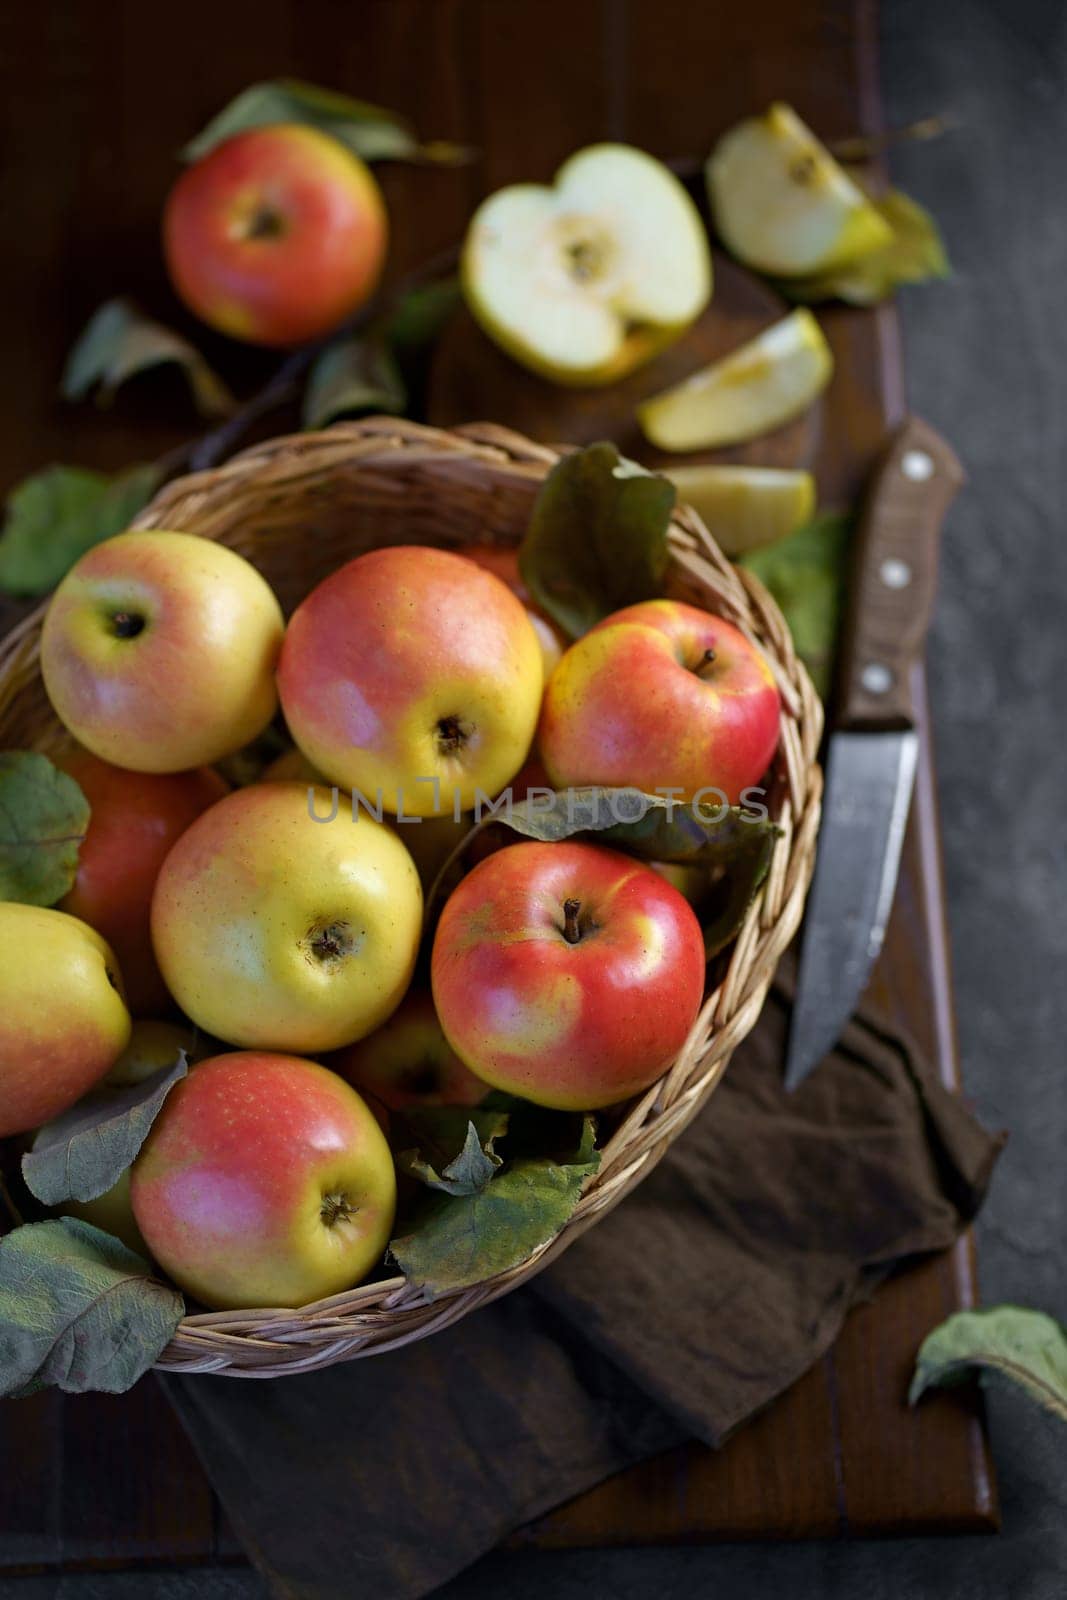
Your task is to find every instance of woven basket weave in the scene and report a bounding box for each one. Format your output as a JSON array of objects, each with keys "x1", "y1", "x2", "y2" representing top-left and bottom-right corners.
[{"x1": 0, "y1": 417, "x2": 823, "y2": 1377}]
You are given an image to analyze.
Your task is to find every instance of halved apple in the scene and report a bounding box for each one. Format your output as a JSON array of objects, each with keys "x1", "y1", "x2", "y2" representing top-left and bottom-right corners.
[
  {"x1": 462, "y1": 144, "x2": 712, "y2": 386},
  {"x1": 637, "y1": 309, "x2": 832, "y2": 452},
  {"x1": 667, "y1": 464, "x2": 815, "y2": 555},
  {"x1": 707, "y1": 103, "x2": 893, "y2": 277}
]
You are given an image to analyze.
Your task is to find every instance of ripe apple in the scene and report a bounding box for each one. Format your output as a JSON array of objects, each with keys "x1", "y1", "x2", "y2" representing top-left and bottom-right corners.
[
  {"x1": 151, "y1": 781, "x2": 422, "y2": 1052},
  {"x1": 163, "y1": 124, "x2": 388, "y2": 347},
  {"x1": 454, "y1": 543, "x2": 566, "y2": 682},
  {"x1": 58, "y1": 751, "x2": 228, "y2": 1015},
  {"x1": 277, "y1": 546, "x2": 543, "y2": 816},
  {"x1": 538, "y1": 599, "x2": 781, "y2": 805},
  {"x1": 130, "y1": 1053, "x2": 397, "y2": 1309},
  {"x1": 431, "y1": 840, "x2": 706, "y2": 1110},
  {"x1": 0, "y1": 904, "x2": 131, "y2": 1137},
  {"x1": 462, "y1": 143, "x2": 711, "y2": 384},
  {"x1": 332, "y1": 989, "x2": 487, "y2": 1113},
  {"x1": 41, "y1": 531, "x2": 285, "y2": 774}
]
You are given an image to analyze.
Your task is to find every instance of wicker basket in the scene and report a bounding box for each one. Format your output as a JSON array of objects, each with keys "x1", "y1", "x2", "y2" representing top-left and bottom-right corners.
[{"x1": 0, "y1": 417, "x2": 823, "y2": 1377}]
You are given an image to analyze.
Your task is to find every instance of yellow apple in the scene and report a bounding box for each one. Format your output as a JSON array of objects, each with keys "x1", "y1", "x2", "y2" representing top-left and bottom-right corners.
[
  {"x1": 151, "y1": 781, "x2": 423, "y2": 1052},
  {"x1": 41, "y1": 530, "x2": 285, "y2": 773},
  {"x1": 707, "y1": 103, "x2": 893, "y2": 277},
  {"x1": 462, "y1": 143, "x2": 711, "y2": 385},
  {"x1": 0, "y1": 904, "x2": 131, "y2": 1137}
]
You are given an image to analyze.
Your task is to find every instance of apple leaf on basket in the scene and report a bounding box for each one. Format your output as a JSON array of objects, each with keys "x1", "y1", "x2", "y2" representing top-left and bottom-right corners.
[
  {"x1": 0, "y1": 462, "x2": 162, "y2": 598},
  {"x1": 390, "y1": 1117, "x2": 599, "y2": 1298},
  {"x1": 62, "y1": 298, "x2": 235, "y2": 418},
  {"x1": 776, "y1": 189, "x2": 949, "y2": 307},
  {"x1": 22, "y1": 1054, "x2": 189, "y2": 1207},
  {"x1": 910, "y1": 1306, "x2": 1067, "y2": 1424},
  {"x1": 397, "y1": 1109, "x2": 509, "y2": 1198},
  {"x1": 739, "y1": 510, "x2": 852, "y2": 699},
  {"x1": 0, "y1": 752, "x2": 89, "y2": 907},
  {"x1": 182, "y1": 79, "x2": 472, "y2": 167},
  {"x1": 0, "y1": 1218, "x2": 184, "y2": 1397},
  {"x1": 519, "y1": 442, "x2": 676, "y2": 639}
]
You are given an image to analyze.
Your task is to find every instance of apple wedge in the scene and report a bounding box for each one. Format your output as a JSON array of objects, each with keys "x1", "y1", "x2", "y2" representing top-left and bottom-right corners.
[
  {"x1": 667, "y1": 464, "x2": 815, "y2": 555},
  {"x1": 707, "y1": 103, "x2": 893, "y2": 277},
  {"x1": 462, "y1": 143, "x2": 712, "y2": 386},
  {"x1": 637, "y1": 309, "x2": 832, "y2": 452}
]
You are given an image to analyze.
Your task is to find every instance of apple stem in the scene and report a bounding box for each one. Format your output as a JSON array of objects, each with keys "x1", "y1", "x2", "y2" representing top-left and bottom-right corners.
[
  {"x1": 695, "y1": 647, "x2": 717, "y2": 677},
  {"x1": 562, "y1": 897, "x2": 583, "y2": 945}
]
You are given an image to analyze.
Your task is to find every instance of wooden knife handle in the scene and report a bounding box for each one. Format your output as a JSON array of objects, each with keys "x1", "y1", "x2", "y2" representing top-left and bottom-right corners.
[{"x1": 837, "y1": 416, "x2": 965, "y2": 730}]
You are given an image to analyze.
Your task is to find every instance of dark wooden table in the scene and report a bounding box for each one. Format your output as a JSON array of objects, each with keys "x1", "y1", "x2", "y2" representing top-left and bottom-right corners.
[{"x1": 0, "y1": 0, "x2": 996, "y2": 1575}]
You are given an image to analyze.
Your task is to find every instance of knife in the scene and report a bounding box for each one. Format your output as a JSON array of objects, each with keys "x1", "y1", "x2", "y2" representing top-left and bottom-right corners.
[{"x1": 784, "y1": 416, "x2": 965, "y2": 1091}]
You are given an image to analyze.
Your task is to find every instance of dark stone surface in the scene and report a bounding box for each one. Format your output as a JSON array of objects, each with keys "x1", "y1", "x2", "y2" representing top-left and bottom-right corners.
[{"x1": 2, "y1": 1, "x2": 1063, "y2": 1596}]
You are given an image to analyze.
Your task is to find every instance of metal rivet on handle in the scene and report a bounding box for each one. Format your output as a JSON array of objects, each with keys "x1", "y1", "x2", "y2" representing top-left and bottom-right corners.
[
  {"x1": 880, "y1": 557, "x2": 912, "y2": 589},
  {"x1": 861, "y1": 663, "x2": 894, "y2": 695},
  {"x1": 901, "y1": 449, "x2": 934, "y2": 482}
]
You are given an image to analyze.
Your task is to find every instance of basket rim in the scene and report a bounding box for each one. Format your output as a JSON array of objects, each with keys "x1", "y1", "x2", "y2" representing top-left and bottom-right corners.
[{"x1": 1, "y1": 417, "x2": 823, "y2": 1377}]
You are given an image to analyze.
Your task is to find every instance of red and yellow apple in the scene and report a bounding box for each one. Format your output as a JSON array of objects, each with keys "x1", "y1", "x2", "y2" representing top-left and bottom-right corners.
[
  {"x1": 431, "y1": 839, "x2": 706, "y2": 1110},
  {"x1": 41, "y1": 531, "x2": 285, "y2": 774},
  {"x1": 151, "y1": 781, "x2": 422, "y2": 1052},
  {"x1": 130, "y1": 1052, "x2": 397, "y2": 1308},
  {"x1": 58, "y1": 751, "x2": 228, "y2": 1015},
  {"x1": 538, "y1": 599, "x2": 780, "y2": 805},
  {"x1": 277, "y1": 546, "x2": 543, "y2": 816},
  {"x1": 163, "y1": 124, "x2": 388, "y2": 347},
  {"x1": 0, "y1": 903, "x2": 131, "y2": 1137},
  {"x1": 454, "y1": 542, "x2": 567, "y2": 682},
  {"x1": 332, "y1": 989, "x2": 486, "y2": 1113}
]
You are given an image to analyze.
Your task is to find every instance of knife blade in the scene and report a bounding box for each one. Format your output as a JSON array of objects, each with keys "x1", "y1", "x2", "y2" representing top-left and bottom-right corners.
[{"x1": 784, "y1": 416, "x2": 965, "y2": 1091}]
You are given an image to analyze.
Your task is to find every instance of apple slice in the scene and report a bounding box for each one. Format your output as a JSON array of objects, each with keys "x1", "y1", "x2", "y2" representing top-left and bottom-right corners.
[
  {"x1": 462, "y1": 143, "x2": 712, "y2": 385},
  {"x1": 707, "y1": 103, "x2": 893, "y2": 277},
  {"x1": 637, "y1": 309, "x2": 833, "y2": 452},
  {"x1": 667, "y1": 464, "x2": 815, "y2": 555}
]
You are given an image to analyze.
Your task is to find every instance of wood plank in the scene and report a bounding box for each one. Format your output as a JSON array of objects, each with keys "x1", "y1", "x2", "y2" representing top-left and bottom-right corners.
[{"x1": 0, "y1": 0, "x2": 996, "y2": 1573}]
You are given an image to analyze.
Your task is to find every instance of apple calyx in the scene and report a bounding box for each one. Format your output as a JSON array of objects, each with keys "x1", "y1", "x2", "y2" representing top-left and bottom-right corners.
[
  {"x1": 244, "y1": 204, "x2": 286, "y2": 241},
  {"x1": 110, "y1": 610, "x2": 146, "y2": 640},
  {"x1": 319, "y1": 1190, "x2": 358, "y2": 1229},
  {"x1": 305, "y1": 920, "x2": 357, "y2": 967},
  {"x1": 435, "y1": 713, "x2": 474, "y2": 756}
]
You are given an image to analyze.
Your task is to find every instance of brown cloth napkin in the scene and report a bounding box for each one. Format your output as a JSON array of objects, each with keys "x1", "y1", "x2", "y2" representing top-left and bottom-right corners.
[{"x1": 161, "y1": 972, "x2": 1002, "y2": 1600}]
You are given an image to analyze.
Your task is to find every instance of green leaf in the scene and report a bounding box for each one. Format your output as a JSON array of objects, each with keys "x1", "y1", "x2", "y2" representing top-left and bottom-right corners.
[
  {"x1": 182, "y1": 79, "x2": 471, "y2": 167},
  {"x1": 23, "y1": 1054, "x2": 188, "y2": 1206},
  {"x1": 740, "y1": 510, "x2": 851, "y2": 698},
  {"x1": 0, "y1": 1218, "x2": 184, "y2": 1397},
  {"x1": 0, "y1": 462, "x2": 162, "y2": 597},
  {"x1": 398, "y1": 1114, "x2": 506, "y2": 1197},
  {"x1": 302, "y1": 335, "x2": 406, "y2": 429},
  {"x1": 385, "y1": 278, "x2": 462, "y2": 354},
  {"x1": 519, "y1": 442, "x2": 676, "y2": 639},
  {"x1": 390, "y1": 1117, "x2": 599, "y2": 1298},
  {"x1": 910, "y1": 1306, "x2": 1067, "y2": 1423},
  {"x1": 777, "y1": 189, "x2": 949, "y2": 307},
  {"x1": 0, "y1": 751, "x2": 90, "y2": 906},
  {"x1": 63, "y1": 298, "x2": 234, "y2": 418}
]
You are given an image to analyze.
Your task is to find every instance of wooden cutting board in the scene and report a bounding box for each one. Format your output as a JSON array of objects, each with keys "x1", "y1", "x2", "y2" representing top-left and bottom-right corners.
[{"x1": 0, "y1": 0, "x2": 996, "y2": 1575}]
